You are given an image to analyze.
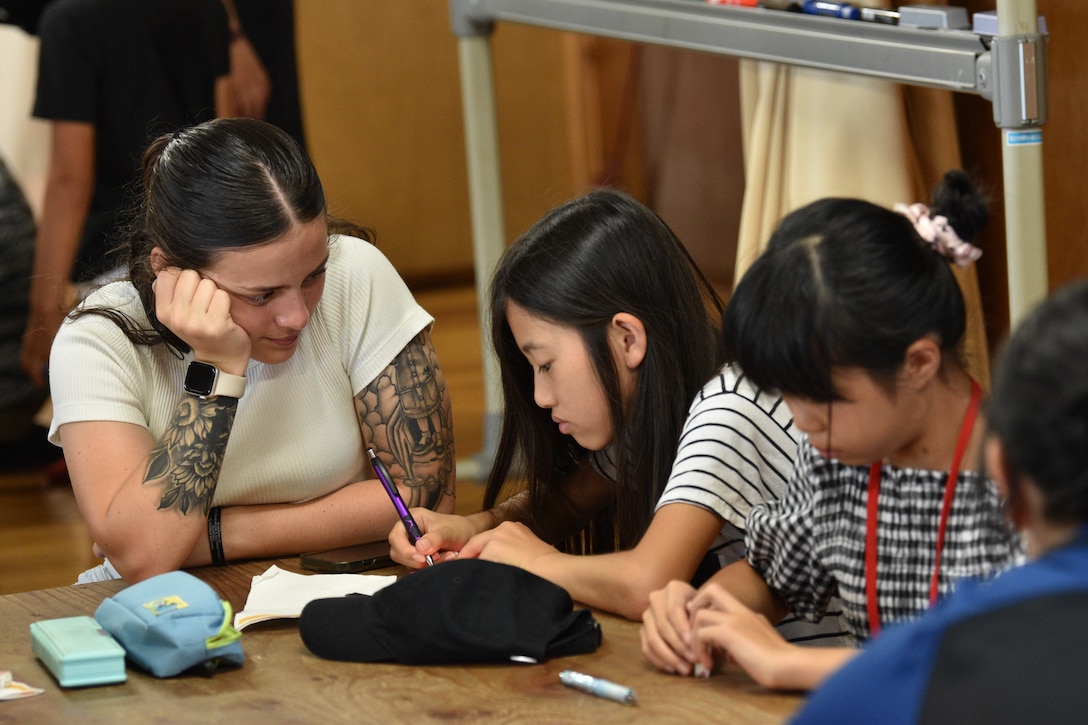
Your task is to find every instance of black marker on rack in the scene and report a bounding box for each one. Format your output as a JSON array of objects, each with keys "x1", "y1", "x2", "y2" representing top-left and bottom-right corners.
[
  {"x1": 801, "y1": 1, "x2": 860, "y2": 20},
  {"x1": 799, "y1": 1, "x2": 898, "y2": 23}
]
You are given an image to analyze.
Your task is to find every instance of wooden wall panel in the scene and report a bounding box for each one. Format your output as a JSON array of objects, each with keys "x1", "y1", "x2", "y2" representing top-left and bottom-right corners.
[
  {"x1": 1036, "y1": 1, "x2": 1088, "y2": 289},
  {"x1": 294, "y1": 1, "x2": 637, "y2": 285},
  {"x1": 296, "y1": 2, "x2": 470, "y2": 282}
]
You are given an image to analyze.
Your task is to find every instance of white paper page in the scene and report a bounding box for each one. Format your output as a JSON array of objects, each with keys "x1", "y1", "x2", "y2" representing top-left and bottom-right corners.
[{"x1": 234, "y1": 565, "x2": 395, "y2": 630}]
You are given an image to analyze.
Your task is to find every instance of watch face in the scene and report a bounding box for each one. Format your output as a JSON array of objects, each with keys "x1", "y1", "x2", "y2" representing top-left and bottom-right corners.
[{"x1": 184, "y1": 362, "x2": 217, "y2": 396}]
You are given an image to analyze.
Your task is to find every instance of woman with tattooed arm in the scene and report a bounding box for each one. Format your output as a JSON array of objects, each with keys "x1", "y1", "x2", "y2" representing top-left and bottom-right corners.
[{"x1": 47, "y1": 118, "x2": 455, "y2": 583}]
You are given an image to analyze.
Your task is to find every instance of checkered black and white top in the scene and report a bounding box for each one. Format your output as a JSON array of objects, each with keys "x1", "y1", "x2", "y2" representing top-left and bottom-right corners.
[
  {"x1": 654, "y1": 364, "x2": 853, "y2": 646},
  {"x1": 746, "y1": 439, "x2": 1024, "y2": 641}
]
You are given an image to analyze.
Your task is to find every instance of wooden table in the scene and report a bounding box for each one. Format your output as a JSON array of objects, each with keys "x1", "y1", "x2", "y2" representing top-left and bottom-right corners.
[{"x1": 0, "y1": 558, "x2": 802, "y2": 723}]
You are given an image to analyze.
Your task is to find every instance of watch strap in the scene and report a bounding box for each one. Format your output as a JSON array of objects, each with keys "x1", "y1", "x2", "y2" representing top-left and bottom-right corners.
[{"x1": 209, "y1": 369, "x2": 247, "y2": 399}]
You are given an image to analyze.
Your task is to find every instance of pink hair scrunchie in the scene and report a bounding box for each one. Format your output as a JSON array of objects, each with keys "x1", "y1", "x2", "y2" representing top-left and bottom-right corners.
[{"x1": 894, "y1": 202, "x2": 982, "y2": 269}]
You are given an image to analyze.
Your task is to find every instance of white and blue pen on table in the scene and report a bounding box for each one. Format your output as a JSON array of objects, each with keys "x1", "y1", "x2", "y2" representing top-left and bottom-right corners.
[{"x1": 559, "y1": 670, "x2": 637, "y2": 706}]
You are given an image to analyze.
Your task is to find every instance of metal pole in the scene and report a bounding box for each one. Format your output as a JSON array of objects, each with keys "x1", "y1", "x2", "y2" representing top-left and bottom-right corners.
[
  {"x1": 997, "y1": 0, "x2": 1048, "y2": 325},
  {"x1": 455, "y1": 32, "x2": 506, "y2": 481}
]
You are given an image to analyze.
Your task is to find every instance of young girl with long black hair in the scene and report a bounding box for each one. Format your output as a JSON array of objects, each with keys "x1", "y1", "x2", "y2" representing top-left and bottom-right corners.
[{"x1": 389, "y1": 189, "x2": 849, "y2": 643}]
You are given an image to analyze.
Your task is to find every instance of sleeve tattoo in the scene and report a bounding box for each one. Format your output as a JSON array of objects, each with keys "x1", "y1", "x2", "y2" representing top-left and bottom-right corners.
[{"x1": 356, "y1": 331, "x2": 455, "y2": 510}]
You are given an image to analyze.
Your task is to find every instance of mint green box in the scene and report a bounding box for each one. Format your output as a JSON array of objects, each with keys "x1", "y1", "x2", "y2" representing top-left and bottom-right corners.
[{"x1": 30, "y1": 615, "x2": 127, "y2": 687}]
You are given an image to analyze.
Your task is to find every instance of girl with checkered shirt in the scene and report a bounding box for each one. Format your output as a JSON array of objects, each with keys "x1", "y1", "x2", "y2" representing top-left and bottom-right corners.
[{"x1": 640, "y1": 171, "x2": 1022, "y2": 691}]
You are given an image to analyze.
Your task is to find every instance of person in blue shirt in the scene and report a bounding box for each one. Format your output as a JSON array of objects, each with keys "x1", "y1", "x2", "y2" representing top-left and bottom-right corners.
[{"x1": 790, "y1": 279, "x2": 1088, "y2": 724}]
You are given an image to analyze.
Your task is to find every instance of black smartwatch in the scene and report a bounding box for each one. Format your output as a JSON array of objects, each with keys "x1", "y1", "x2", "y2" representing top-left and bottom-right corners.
[{"x1": 184, "y1": 361, "x2": 247, "y2": 400}]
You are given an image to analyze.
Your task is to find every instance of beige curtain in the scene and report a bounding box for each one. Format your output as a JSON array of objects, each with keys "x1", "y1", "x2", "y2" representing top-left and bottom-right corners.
[
  {"x1": 735, "y1": 44, "x2": 990, "y2": 388},
  {"x1": 0, "y1": 26, "x2": 49, "y2": 213}
]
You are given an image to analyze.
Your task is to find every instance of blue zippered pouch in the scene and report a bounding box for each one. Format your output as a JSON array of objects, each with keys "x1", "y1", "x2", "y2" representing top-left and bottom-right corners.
[{"x1": 95, "y1": 571, "x2": 244, "y2": 678}]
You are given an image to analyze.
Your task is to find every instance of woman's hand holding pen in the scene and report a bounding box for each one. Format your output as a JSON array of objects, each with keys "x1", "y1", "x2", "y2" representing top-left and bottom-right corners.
[
  {"x1": 154, "y1": 268, "x2": 250, "y2": 373},
  {"x1": 387, "y1": 509, "x2": 477, "y2": 569}
]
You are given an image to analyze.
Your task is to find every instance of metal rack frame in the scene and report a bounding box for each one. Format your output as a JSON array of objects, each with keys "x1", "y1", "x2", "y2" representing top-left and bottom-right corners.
[{"x1": 448, "y1": 0, "x2": 1048, "y2": 476}]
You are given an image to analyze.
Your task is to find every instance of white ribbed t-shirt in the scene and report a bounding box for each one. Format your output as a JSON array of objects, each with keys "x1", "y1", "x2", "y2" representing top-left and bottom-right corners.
[{"x1": 49, "y1": 235, "x2": 433, "y2": 507}]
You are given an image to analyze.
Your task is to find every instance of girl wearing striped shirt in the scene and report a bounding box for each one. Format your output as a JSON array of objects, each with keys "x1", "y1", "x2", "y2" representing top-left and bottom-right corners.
[{"x1": 389, "y1": 189, "x2": 849, "y2": 645}]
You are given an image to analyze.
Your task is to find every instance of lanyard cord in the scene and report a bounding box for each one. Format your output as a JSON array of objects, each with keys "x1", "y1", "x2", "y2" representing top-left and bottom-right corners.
[{"x1": 864, "y1": 379, "x2": 982, "y2": 637}]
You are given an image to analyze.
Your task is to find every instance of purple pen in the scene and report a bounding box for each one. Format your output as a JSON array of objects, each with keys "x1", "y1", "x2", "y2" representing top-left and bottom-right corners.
[{"x1": 367, "y1": 448, "x2": 434, "y2": 566}]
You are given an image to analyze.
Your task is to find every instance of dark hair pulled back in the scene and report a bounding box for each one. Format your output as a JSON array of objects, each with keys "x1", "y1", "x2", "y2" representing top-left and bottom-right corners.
[
  {"x1": 723, "y1": 170, "x2": 988, "y2": 400},
  {"x1": 78, "y1": 118, "x2": 370, "y2": 353}
]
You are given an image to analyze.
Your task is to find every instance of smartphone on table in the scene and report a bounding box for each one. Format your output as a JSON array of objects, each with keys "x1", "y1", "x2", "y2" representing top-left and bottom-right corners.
[{"x1": 299, "y1": 540, "x2": 394, "y2": 574}]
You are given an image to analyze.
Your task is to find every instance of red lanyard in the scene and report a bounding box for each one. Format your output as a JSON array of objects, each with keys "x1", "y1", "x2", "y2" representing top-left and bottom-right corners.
[{"x1": 864, "y1": 379, "x2": 982, "y2": 637}]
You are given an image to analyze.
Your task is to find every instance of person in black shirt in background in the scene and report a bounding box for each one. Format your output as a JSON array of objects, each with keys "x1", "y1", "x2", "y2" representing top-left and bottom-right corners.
[
  {"x1": 17, "y1": 0, "x2": 304, "y2": 390},
  {"x1": 19, "y1": 0, "x2": 232, "y2": 390},
  {"x1": 0, "y1": 155, "x2": 57, "y2": 466}
]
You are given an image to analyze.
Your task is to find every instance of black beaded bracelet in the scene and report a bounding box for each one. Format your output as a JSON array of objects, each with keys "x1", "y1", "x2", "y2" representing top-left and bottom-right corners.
[{"x1": 208, "y1": 506, "x2": 226, "y2": 566}]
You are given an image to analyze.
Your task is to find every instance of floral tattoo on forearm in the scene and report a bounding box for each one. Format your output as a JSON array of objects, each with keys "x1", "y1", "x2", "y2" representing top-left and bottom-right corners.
[{"x1": 145, "y1": 396, "x2": 237, "y2": 515}]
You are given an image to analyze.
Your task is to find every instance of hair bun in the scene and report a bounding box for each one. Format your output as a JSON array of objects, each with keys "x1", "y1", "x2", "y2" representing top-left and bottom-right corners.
[{"x1": 930, "y1": 170, "x2": 989, "y2": 243}]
